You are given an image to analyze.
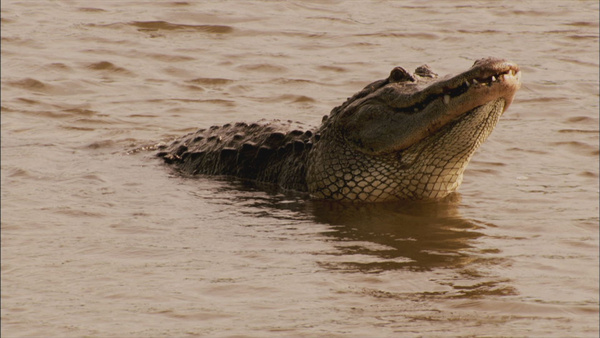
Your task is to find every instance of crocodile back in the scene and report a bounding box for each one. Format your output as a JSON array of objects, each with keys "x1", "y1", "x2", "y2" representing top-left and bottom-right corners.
[{"x1": 157, "y1": 120, "x2": 317, "y2": 191}]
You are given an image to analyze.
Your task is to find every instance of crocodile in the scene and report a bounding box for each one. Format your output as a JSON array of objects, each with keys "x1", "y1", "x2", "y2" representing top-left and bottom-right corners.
[{"x1": 158, "y1": 57, "x2": 521, "y2": 202}]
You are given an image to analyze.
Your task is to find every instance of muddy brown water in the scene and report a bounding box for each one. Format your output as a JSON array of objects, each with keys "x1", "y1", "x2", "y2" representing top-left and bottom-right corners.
[{"x1": 1, "y1": 1, "x2": 598, "y2": 337}]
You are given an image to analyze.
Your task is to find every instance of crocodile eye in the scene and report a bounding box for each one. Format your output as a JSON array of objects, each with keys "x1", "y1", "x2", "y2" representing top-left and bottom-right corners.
[
  {"x1": 414, "y1": 64, "x2": 437, "y2": 78},
  {"x1": 389, "y1": 67, "x2": 415, "y2": 83}
]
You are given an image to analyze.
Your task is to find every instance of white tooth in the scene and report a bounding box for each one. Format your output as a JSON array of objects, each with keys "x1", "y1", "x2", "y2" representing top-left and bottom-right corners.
[
  {"x1": 503, "y1": 73, "x2": 509, "y2": 81},
  {"x1": 472, "y1": 79, "x2": 479, "y2": 84},
  {"x1": 491, "y1": 75, "x2": 496, "y2": 82},
  {"x1": 443, "y1": 95, "x2": 450, "y2": 105},
  {"x1": 464, "y1": 80, "x2": 470, "y2": 87}
]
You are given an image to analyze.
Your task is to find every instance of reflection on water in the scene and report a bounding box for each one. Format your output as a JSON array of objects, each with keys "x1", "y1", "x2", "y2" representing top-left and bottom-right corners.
[
  {"x1": 307, "y1": 197, "x2": 484, "y2": 273},
  {"x1": 224, "y1": 180, "x2": 486, "y2": 271},
  {"x1": 210, "y1": 178, "x2": 515, "y2": 299}
]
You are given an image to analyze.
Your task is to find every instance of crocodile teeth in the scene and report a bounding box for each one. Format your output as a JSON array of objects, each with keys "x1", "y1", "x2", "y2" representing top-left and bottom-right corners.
[
  {"x1": 502, "y1": 73, "x2": 510, "y2": 81},
  {"x1": 491, "y1": 75, "x2": 496, "y2": 82},
  {"x1": 464, "y1": 80, "x2": 470, "y2": 87},
  {"x1": 443, "y1": 95, "x2": 450, "y2": 105},
  {"x1": 472, "y1": 79, "x2": 479, "y2": 84}
]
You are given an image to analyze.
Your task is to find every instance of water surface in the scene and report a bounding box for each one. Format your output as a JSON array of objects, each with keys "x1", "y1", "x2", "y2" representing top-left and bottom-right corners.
[{"x1": 2, "y1": 1, "x2": 598, "y2": 337}]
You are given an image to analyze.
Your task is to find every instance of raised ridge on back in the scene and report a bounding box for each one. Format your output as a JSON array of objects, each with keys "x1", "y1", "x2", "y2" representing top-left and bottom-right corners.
[{"x1": 158, "y1": 120, "x2": 315, "y2": 191}]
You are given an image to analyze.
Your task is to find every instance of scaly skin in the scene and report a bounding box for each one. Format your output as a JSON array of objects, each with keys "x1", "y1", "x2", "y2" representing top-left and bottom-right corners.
[{"x1": 158, "y1": 57, "x2": 521, "y2": 201}]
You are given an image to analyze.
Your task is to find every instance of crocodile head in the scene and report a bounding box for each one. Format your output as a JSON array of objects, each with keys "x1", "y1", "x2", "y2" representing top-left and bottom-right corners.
[{"x1": 307, "y1": 57, "x2": 521, "y2": 201}]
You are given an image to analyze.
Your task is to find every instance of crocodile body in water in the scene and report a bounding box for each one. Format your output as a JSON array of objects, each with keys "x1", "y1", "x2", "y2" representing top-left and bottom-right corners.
[{"x1": 158, "y1": 57, "x2": 521, "y2": 202}]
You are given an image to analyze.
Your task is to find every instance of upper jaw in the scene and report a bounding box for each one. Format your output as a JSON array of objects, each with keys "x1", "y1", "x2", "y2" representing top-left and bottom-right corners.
[{"x1": 387, "y1": 58, "x2": 522, "y2": 114}]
